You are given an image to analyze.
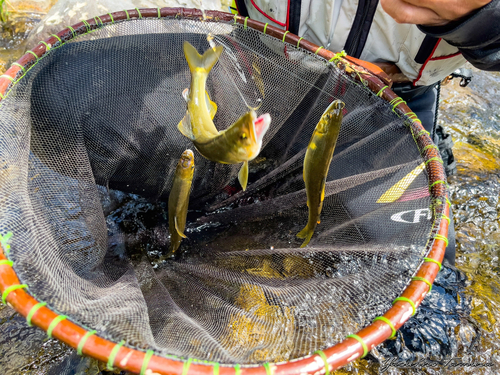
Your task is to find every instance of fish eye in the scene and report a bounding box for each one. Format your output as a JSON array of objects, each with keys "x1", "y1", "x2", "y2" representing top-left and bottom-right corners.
[{"x1": 240, "y1": 133, "x2": 247, "y2": 140}]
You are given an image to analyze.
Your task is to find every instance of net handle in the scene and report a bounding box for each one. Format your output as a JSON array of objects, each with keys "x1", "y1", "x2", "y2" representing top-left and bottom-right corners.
[{"x1": 0, "y1": 7, "x2": 450, "y2": 375}]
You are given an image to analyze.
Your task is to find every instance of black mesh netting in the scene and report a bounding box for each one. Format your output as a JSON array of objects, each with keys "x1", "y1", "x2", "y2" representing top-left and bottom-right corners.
[{"x1": 0, "y1": 18, "x2": 439, "y2": 364}]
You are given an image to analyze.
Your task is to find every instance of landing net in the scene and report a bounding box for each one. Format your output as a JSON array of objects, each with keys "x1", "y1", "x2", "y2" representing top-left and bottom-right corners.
[{"x1": 0, "y1": 8, "x2": 449, "y2": 374}]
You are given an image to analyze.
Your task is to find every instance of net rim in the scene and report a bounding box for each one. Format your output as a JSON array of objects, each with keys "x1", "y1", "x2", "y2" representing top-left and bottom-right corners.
[{"x1": 0, "y1": 7, "x2": 450, "y2": 374}]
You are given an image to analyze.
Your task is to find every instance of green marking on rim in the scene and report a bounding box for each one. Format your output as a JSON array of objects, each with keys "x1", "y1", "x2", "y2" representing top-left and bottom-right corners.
[
  {"x1": 47, "y1": 315, "x2": 67, "y2": 338},
  {"x1": 27, "y1": 50, "x2": 39, "y2": 61},
  {"x1": 346, "y1": 334, "x2": 369, "y2": 358},
  {"x1": 2, "y1": 284, "x2": 27, "y2": 304},
  {"x1": 140, "y1": 350, "x2": 154, "y2": 375},
  {"x1": 234, "y1": 364, "x2": 241, "y2": 375},
  {"x1": 157, "y1": 7, "x2": 161, "y2": 18},
  {"x1": 0, "y1": 74, "x2": 14, "y2": 82},
  {"x1": 77, "y1": 330, "x2": 96, "y2": 355},
  {"x1": 67, "y1": 25, "x2": 76, "y2": 38},
  {"x1": 296, "y1": 36, "x2": 303, "y2": 48},
  {"x1": 429, "y1": 180, "x2": 448, "y2": 189},
  {"x1": 0, "y1": 259, "x2": 13, "y2": 267},
  {"x1": 418, "y1": 129, "x2": 430, "y2": 137},
  {"x1": 81, "y1": 19, "x2": 91, "y2": 32},
  {"x1": 182, "y1": 358, "x2": 192, "y2": 375},
  {"x1": 425, "y1": 156, "x2": 443, "y2": 165},
  {"x1": 243, "y1": 16, "x2": 249, "y2": 29},
  {"x1": 51, "y1": 34, "x2": 62, "y2": 44},
  {"x1": 424, "y1": 257, "x2": 442, "y2": 270},
  {"x1": 40, "y1": 41, "x2": 51, "y2": 51},
  {"x1": 0, "y1": 232, "x2": 13, "y2": 254},
  {"x1": 108, "y1": 12, "x2": 115, "y2": 23},
  {"x1": 26, "y1": 301, "x2": 47, "y2": 326},
  {"x1": 412, "y1": 276, "x2": 433, "y2": 292},
  {"x1": 263, "y1": 362, "x2": 272, "y2": 375},
  {"x1": 315, "y1": 46, "x2": 324, "y2": 55},
  {"x1": 422, "y1": 144, "x2": 439, "y2": 151},
  {"x1": 263, "y1": 23, "x2": 268, "y2": 34},
  {"x1": 441, "y1": 213, "x2": 451, "y2": 225},
  {"x1": 392, "y1": 297, "x2": 416, "y2": 316},
  {"x1": 314, "y1": 350, "x2": 329, "y2": 375},
  {"x1": 12, "y1": 62, "x2": 26, "y2": 73},
  {"x1": 124, "y1": 9, "x2": 130, "y2": 20},
  {"x1": 434, "y1": 234, "x2": 449, "y2": 247},
  {"x1": 373, "y1": 316, "x2": 396, "y2": 338},
  {"x1": 107, "y1": 340, "x2": 125, "y2": 370},
  {"x1": 135, "y1": 8, "x2": 143, "y2": 19},
  {"x1": 282, "y1": 30, "x2": 289, "y2": 43},
  {"x1": 213, "y1": 362, "x2": 220, "y2": 375},
  {"x1": 376, "y1": 85, "x2": 388, "y2": 97}
]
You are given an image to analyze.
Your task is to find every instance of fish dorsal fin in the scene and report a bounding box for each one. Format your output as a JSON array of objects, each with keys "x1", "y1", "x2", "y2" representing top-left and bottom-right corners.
[
  {"x1": 175, "y1": 216, "x2": 187, "y2": 238},
  {"x1": 177, "y1": 111, "x2": 195, "y2": 140},
  {"x1": 238, "y1": 161, "x2": 249, "y2": 191}
]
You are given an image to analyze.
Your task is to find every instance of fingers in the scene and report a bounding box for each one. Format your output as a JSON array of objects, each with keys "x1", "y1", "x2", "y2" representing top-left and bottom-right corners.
[
  {"x1": 381, "y1": 0, "x2": 493, "y2": 25},
  {"x1": 400, "y1": 0, "x2": 492, "y2": 21},
  {"x1": 380, "y1": 0, "x2": 449, "y2": 25}
]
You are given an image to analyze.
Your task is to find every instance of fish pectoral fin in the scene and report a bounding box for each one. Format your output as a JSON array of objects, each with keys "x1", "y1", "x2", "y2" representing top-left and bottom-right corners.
[
  {"x1": 175, "y1": 217, "x2": 187, "y2": 238},
  {"x1": 182, "y1": 88, "x2": 190, "y2": 102},
  {"x1": 238, "y1": 161, "x2": 249, "y2": 191},
  {"x1": 177, "y1": 111, "x2": 195, "y2": 140},
  {"x1": 205, "y1": 90, "x2": 218, "y2": 119}
]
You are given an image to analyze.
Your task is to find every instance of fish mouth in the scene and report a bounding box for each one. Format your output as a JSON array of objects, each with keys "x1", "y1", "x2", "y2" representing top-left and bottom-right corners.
[{"x1": 252, "y1": 113, "x2": 271, "y2": 146}]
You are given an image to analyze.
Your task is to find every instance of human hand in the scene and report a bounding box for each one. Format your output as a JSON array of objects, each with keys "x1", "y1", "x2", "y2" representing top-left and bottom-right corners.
[{"x1": 380, "y1": 0, "x2": 492, "y2": 26}]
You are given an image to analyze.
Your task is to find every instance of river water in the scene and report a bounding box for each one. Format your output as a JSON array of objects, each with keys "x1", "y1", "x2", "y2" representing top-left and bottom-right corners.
[{"x1": 0, "y1": 3, "x2": 499, "y2": 374}]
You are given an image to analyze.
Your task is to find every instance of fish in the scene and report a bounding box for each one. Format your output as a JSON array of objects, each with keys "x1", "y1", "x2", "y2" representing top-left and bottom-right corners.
[
  {"x1": 178, "y1": 41, "x2": 271, "y2": 191},
  {"x1": 297, "y1": 100, "x2": 344, "y2": 247},
  {"x1": 168, "y1": 149, "x2": 195, "y2": 254}
]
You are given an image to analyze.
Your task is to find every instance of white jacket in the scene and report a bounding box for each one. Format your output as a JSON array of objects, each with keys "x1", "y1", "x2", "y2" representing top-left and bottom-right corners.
[{"x1": 237, "y1": 0, "x2": 467, "y2": 86}]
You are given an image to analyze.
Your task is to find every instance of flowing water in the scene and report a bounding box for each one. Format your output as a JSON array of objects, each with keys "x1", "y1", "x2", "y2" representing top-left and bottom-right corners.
[{"x1": 1, "y1": 4, "x2": 499, "y2": 374}]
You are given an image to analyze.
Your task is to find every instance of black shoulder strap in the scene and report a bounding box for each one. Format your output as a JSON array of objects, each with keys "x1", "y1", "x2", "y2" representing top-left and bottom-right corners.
[
  {"x1": 343, "y1": 0, "x2": 379, "y2": 58},
  {"x1": 288, "y1": 0, "x2": 302, "y2": 35},
  {"x1": 414, "y1": 35, "x2": 440, "y2": 64},
  {"x1": 234, "y1": 0, "x2": 249, "y2": 17}
]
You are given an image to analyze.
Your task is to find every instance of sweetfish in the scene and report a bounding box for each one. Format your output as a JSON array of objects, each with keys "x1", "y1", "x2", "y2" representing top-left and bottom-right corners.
[
  {"x1": 168, "y1": 149, "x2": 195, "y2": 254},
  {"x1": 178, "y1": 41, "x2": 271, "y2": 191},
  {"x1": 297, "y1": 100, "x2": 344, "y2": 247}
]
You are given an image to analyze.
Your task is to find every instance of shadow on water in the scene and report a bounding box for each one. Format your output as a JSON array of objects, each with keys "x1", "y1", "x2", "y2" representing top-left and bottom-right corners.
[{"x1": 0, "y1": 3, "x2": 499, "y2": 374}]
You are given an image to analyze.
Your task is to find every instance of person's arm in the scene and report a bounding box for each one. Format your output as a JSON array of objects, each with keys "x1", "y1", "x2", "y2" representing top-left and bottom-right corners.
[{"x1": 381, "y1": 0, "x2": 500, "y2": 71}]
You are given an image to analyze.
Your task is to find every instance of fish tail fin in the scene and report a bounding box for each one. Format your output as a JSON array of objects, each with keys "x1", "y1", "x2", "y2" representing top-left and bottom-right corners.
[
  {"x1": 175, "y1": 217, "x2": 187, "y2": 239},
  {"x1": 296, "y1": 225, "x2": 314, "y2": 248},
  {"x1": 238, "y1": 161, "x2": 249, "y2": 191},
  {"x1": 183, "y1": 41, "x2": 223, "y2": 74}
]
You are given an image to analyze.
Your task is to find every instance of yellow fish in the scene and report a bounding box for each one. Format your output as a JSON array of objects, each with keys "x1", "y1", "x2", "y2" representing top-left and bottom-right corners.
[
  {"x1": 168, "y1": 149, "x2": 195, "y2": 254},
  {"x1": 297, "y1": 100, "x2": 344, "y2": 247},
  {"x1": 178, "y1": 41, "x2": 271, "y2": 191}
]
